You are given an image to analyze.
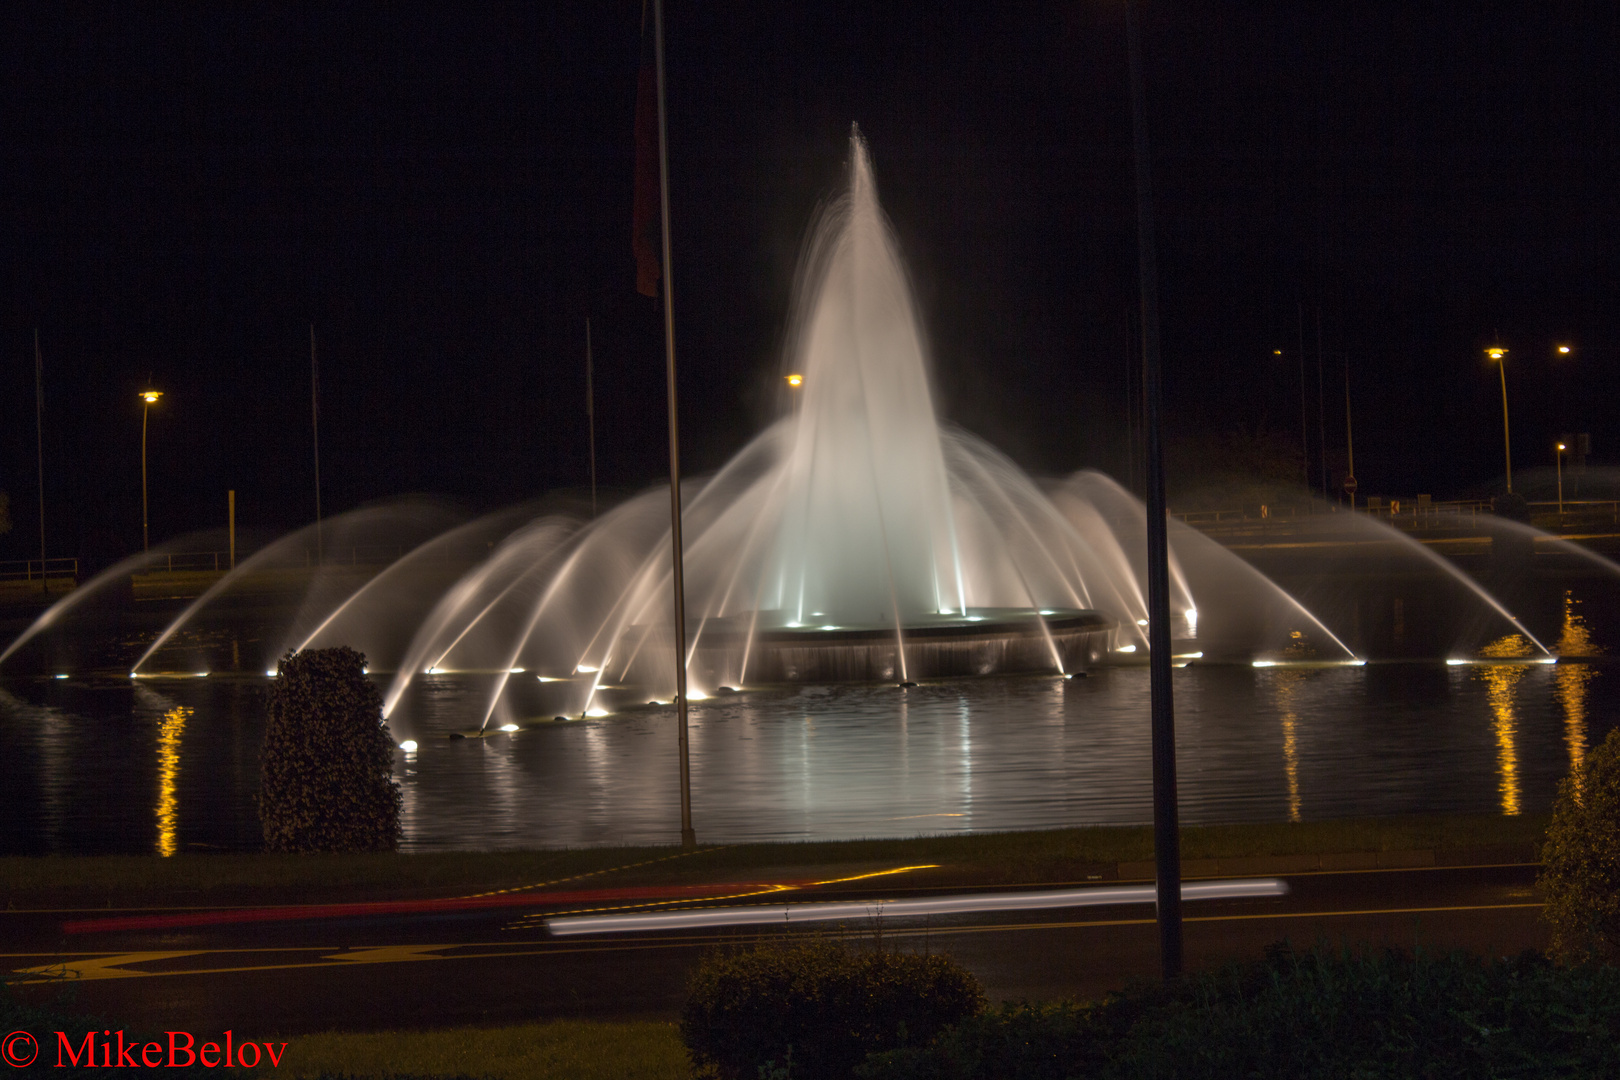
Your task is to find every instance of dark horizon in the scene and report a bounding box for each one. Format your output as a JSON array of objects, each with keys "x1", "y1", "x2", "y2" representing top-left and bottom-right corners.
[{"x1": 3, "y1": 1, "x2": 1616, "y2": 568}]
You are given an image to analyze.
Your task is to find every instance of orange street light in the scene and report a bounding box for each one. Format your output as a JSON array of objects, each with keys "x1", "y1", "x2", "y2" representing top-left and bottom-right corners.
[
  {"x1": 1556, "y1": 344, "x2": 1572, "y2": 355},
  {"x1": 785, "y1": 373, "x2": 803, "y2": 388},
  {"x1": 1485, "y1": 347, "x2": 1512, "y2": 493},
  {"x1": 1556, "y1": 442, "x2": 1567, "y2": 517},
  {"x1": 139, "y1": 389, "x2": 163, "y2": 550}
]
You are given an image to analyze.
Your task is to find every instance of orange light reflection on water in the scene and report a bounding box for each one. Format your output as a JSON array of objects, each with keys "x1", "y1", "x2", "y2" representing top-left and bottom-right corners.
[{"x1": 156, "y1": 706, "x2": 191, "y2": 857}]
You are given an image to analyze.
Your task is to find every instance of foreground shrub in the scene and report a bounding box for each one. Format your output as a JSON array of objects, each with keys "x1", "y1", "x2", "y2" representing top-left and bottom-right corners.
[
  {"x1": 861, "y1": 943, "x2": 1620, "y2": 1079},
  {"x1": 1542, "y1": 726, "x2": 1620, "y2": 963},
  {"x1": 261, "y1": 646, "x2": 401, "y2": 852},
  {"x1": 681, "y1": 938, "x2": 986, "y2": 1080}
]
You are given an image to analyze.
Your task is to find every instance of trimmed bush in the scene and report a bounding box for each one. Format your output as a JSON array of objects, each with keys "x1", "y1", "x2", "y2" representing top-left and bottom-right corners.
[
  {"x1": 681, "y1": 939, "x2": 986, "y2": 1080},
  {"x1": 261, "y1": 646, "x2": 401, "y2": 853},
  {"x1": 1542, "y1": 726, "x2": 1620, "y2": 964},
  {"x1": 860, "y1": 943, "x2": 1620, "y2": 1079}
]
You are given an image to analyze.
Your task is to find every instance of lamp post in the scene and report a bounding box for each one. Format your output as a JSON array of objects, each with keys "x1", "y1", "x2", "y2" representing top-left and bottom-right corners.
[
  {"x1": 1556, "y1": 442, "x2": 1566, "y2": 519},
  {"x1": 139, "y1": 389, "x2": 163, "y2": 551},
  {"x1": 1486, "y1": 347, "x2": 1511, "y2": 493},
  {"x1": 785, "y1": 373, "x2": 803, "y2": 416}
]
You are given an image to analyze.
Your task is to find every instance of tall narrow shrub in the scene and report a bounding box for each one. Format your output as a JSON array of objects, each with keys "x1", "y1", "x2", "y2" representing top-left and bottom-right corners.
[
  {"x1": 261, "y1": 646, "x2": 401, "y2": 852},
  {"x1": 1541, "y1": 726, "x2": 1620, "y2": 963}
]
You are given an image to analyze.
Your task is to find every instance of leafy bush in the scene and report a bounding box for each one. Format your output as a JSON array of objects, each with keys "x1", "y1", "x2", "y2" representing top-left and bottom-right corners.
[
  {"x1": 681, "y1": 938, "x2": 986, "y2": 1080},
  {"x1": 861, "y1": 943, "x2": 1620, "y2": 1079},
  {"x1": 261, "y1": 646, "x2": 401, "y2": 853},
  {"x1": 1542, "y1": 726, "x2": 1620, "y2": 963}
]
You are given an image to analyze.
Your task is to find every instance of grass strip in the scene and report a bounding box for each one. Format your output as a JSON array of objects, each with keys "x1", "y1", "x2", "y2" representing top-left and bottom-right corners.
[
  {"x1": 264, "y1": 1020, "x2": 689, "y2": 1080},
  {"x1": 2, "y1": 812, "x2": 1549, "y2": 909}
]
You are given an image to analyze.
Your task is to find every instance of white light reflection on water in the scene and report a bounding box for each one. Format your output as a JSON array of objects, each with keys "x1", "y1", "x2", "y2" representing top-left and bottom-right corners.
[{"x1": 0, "y1": 661, "x2": 1613, "y2": 854}]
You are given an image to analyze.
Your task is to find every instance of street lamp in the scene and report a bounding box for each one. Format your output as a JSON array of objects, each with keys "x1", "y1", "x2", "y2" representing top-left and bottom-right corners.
[
  {"x1": 1486, "y1": 347, "x2": 1512, "y2": 493},
  {"x1": 1556, "y1": 442, "x2": 1566, "y2": 518},
  {"x1": 139, "y1": 389, "x2": 163, "y2": 551},
  {"x1": 784, "y1": 373, "x2": 803, "y2": 388}
]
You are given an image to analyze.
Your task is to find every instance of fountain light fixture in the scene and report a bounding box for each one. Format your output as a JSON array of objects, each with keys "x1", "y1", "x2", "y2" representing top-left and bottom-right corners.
[
  {"x1": 785, "y1": 373, "x2": 804, "y2": 387},
  {"x1": 426, "y1": 666, "x2": 442, "y2": 674},
  {"x1": 399, "y1": 740, "x2": 418, "y2": 752},
  {"x1": 499, "y1": 723, "x2": 520, "y2": 732},
  {"x1": 509, "y1": 667, "x2": 524, "y2": 674},
  {"x1": 1116, "y1": 644, "x2": 1137, "y2": 653},
  {"x1": 575, "y1": 664, "x2": 599, "y2": 673},
  {"x1": 585, "y1": 708, "x2": 609, "y2": 717},
  {"x1": 54, "y1": 673, "x2": 69, "y2": 679},
  {"x1": 820, "y1": 624, "x2": 839, "y2": 630},
  {"x1": 536, "y1": 675, "x2": 561, "y2": 683}
]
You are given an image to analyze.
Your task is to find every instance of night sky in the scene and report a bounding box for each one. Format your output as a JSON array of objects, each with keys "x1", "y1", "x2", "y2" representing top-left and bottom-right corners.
[{"x1": 3, "y1": 2, "x2": 1617, "y2": 568}]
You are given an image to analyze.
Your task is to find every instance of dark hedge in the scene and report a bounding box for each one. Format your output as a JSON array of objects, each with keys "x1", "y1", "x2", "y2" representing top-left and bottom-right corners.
[
  {"x1": 261, "y1": 646, "x2": 401, "y2": 853},
  {"x1": 1542, "y1": 726, "x2": 1620, "y2": 964},
  {"x1": 681, "y1": 939, "x2": 986, "y2": 1080},
  {"x1": 860, "y1": 943, "x2": 1620, "y2": 1079}
]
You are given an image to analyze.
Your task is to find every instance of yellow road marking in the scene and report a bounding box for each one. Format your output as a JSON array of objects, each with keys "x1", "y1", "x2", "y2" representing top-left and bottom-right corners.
[{"x1": 0, "y1": 901, "x2": 1544, "y2": 983}]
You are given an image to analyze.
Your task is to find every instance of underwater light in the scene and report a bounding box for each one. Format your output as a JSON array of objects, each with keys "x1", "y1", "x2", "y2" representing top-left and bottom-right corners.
[
  {"x1": 426, "y1": 667, "x2": 442, "y2": 674},
  {"x1": 1116, "y1": 645, "x2": 1136, "y2": 653},
  {"x1": 1252, "y1": 660, "x2": 1278, "y2": 668},
  {"x1": 1137, "y1": 619, "x2": 1149, "y2": 626},
  {"x1": 1537, "y1": 657, "x2": 1558, "y2": 665},
  {"x1": 1446, "y1": 659, "x2": 1469, "y2": 666},
  {"x1": 509, "y1": 667, "x2": 525, "y2": 674},
  {"x1": 575, "y1": 664, "x2": 599, "y2": 674},
  {"x1": 499, "y1": 724, "x2": 519, "y2": 732},
  {"x1": 585, "y1": 708, "x2": 609, "y2": 718},
  {"x1": 399, "y1": 740, "x2": 418, "y2": 752},
  {"x1": 536, "y1": 675, "x2": 561, "y2": 682}
]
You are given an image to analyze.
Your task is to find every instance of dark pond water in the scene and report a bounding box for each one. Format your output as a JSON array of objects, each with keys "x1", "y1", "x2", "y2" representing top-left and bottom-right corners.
[{"x1": 2, "y1": 600, "x2": 1614, "y2": 854}]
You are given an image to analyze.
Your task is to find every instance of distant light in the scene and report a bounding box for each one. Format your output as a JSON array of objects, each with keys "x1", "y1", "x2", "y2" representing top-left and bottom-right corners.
[
  {"x1": 575, "y1": 664, "x2": 599, "y2": 674},
  {"x1": 1137, "y1": 619, "x2": 1149, "y2": 626},
  {"x1": 820, "y1": 624, "x2": 839, "y2": 630},
  {"x1": 54, "y1": 673, "x2": 69, "y2": 680},
  {"x1": 1173, "y1": 652, "x2": 1204, "y2": 659},
  {"x1": 499, "y1": 723, "x2": 520, "y2": 732},
  {"x1": 1039, "y1": 609, "x2": 1056, "y2": 616},
  {"x1": 399, "y1": 740, "x2": 418, "y2": 752},
  {"x1": 1252, "y1": 660, "x2": 1278, "y2": 668},
  {"x1": 1558, "y1": 443, "x2": 1567, "y2": 451},
  {"x1": 1347, "y1": 659, "x2": 1368, "y2": 666},
  {"x1": 785, "y1": 373, "x2": 804, "y2": 388},
  {"x1": 1557, "y1": 345, "x2": 1572, "y2": 355},
  {"x1": 536, "y1": 675, "x2": 561, "y2": 683},
  {"x1": 362, "y1": 668, "x2": 369, "y2": 675},
  {"x1": 1537, "y1": 657, "x2": 1558, "y2": 665},
  {"x1": 195, "y1": 672, "x2": 209, "y2": 678},
  {"x1": 1486, "y1": 347, "x2": 1507, "y2": 361},
  {"x1": 508, "y1": 667, "x2": 525, "y2": 674},
  {"x1": 1117, "y1": 645, "x2": 1137, "y2": 653},
  {"x1": 139, "y1": 389, "x2": 163, "y2": 404},
  {"x1": 265, "y1": 669, "x2": 278, "y2": 677},
  {"x1": 129, "y1": 672, "x2": 139, "y2": 679},
  {"x1": 810, "y1": 612, "x2": 825, "y2": 617},
  {"x1": 1446, "y1": 658, "x2": 1469, "y2": 666},
  {"x1": 785, "y1": 622, "x2": 802, "y2": 628},
  {"x1": 966, "y1": 616, "x2": 984, "y2": 622},
  {"x1": 1273, "y1": 349, "x2": 1282, "y2": 355}
]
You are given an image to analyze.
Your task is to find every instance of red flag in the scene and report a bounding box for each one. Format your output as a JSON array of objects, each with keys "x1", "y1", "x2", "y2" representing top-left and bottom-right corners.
[{"x1": 632, "y1": 19, "x2": 660, "y2": 298}]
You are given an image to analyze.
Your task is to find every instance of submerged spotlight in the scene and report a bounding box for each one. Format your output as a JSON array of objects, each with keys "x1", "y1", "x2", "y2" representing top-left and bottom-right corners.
[
  {"x1": 499, "y1": 723, "x2": 520, "y2": 732},
  {"x1": 399, "y1": 740, "x2": 418, "y2": 752}
]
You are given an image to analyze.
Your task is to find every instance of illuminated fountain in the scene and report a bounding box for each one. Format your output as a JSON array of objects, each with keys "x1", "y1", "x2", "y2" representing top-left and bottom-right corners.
[{"x1": 13, "y1": 128, "x2": 1583, "y2": 744}]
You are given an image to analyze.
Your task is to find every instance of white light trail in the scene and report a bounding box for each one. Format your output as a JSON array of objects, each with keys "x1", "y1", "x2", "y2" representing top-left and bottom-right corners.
[{"x1": 546, "y1": 878, "x2": 1288, "y2": 936}]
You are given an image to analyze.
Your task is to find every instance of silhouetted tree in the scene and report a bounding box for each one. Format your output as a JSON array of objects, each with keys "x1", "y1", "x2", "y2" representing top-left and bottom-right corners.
[{"x1": 261, "y1": 646, "x2": 401, "y2": 852}]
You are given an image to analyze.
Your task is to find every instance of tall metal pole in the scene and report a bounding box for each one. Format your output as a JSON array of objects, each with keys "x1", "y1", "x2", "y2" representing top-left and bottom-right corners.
[
  {"x1": 1297, "y1": 304, "x2": 1308, "y2": 493},
  {"x1": 141, "y1": 400, "x2": 151, "y2": 552},
  {"x1": 311, "y1": 324, "x2": 323, "y2": 562},
  {"x1": 1556, "y1": 444, "x2": 1564, "y2": 518},
  {"x1": 34, "y1": 330, "x2": 46, "y2": 588},
  {"x1": 653, "y1": 0, "x2": 695, "y2": 848},
  {"x1": 586, "y1": 317, "x2": 598, "y2": 518},
  {"x1": 1496, "y1": 356, "x2": 1513, "y2": 494},
  {"x1": 1343, "y1": 351, "x2": 1355, "y2": 509},
  {"x1": 1125, "y1": 0, "x2": 1182, "y2": 981},
  {"x1": 1316, "y1": 306, "x2": 1328, "y2": 499}
]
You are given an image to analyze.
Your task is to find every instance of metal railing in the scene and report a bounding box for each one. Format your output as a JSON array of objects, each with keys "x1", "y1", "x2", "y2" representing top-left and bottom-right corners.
[{"x1": 0, "y1": 557, "x2": 79, "y2": 583}]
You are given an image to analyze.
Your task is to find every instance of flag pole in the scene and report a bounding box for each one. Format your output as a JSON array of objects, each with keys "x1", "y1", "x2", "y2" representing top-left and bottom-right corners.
[
  {"x1": 34, "y1": 329, "x2": 47, "y2": 592},
  {"x1": 653, "y1": 0, "x2": 695, "y2": 848},
  {"x1": 586, "y1": 318, "x2": 598, "y2": 518},
  {"x1": 1125, "y1": 0, "x2": 1183, "y2": 981},
  {"x1": 311, "y1": 323, "x2": 323, "y2": 563}
]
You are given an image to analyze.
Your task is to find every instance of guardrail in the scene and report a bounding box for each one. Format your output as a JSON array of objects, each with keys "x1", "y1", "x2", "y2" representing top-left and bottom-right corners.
[
  {"x1": 1177, "y1": 498, "x2": 1620, "y2": 532},
  {"x1": 0, "y1": 557, "x2": 79, "y2": 583}
]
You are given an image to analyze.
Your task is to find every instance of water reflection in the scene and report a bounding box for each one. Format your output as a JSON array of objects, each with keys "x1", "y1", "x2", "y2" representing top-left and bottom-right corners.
[
  {"x1": 1555, "y1": 590, "x2": 1602, "y2": 795},
  {"x1": 1476, "y1": 635, "x2": 1534, "y2": 816},
  {"x1": 1273, "y1": 671, "x2": 1305, "y2": 823},
  {"x1": 155, "y1": 706, "x2": 191, "y2": 856}
]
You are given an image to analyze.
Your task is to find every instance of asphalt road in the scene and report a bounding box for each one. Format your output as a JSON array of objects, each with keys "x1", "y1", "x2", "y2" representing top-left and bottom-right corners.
[{"x1": 1, "y1": 861, "x2": 1545, "y2": 1038}]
